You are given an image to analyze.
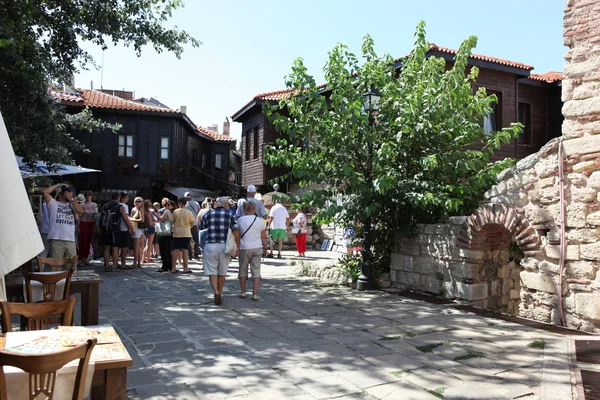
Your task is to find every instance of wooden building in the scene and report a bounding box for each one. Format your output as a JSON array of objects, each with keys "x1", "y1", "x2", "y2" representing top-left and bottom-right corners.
[
  {"x1": 53, "y1": 89, "x2": 238, "y2": 200},
  {"x1": 231, "y1": 44, "x2": 563, "y2": 191}
]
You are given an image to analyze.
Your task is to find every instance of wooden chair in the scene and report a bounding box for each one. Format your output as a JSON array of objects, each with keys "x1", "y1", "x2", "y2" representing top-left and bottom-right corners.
[
  {"x1": 23, "y1": 269, "x2": 74, "y2": 303},
  {"x1": 0, "y1": 298, "x2": 77, "y2": 333},
  {"x1": 0, "y1": 338, "x2": 97, "y2": 400},
  {"x1": 36, "y1": 256, "x2": 78, "y2": 272}
]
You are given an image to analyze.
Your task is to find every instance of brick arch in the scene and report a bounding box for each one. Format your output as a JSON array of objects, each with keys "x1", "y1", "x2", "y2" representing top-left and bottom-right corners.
[{"x1": 456, "y1": 204, "x2": 541, "y2": 256}]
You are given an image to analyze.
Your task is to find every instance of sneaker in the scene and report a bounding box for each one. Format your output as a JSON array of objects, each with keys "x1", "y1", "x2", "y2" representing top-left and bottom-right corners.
[
  {"x1": 238, "y1": 293, "x2": 247, "y2": 298},
  {"x1": 214, "y1": 294, "x2": 222, "y2": 305},
  {"x1": 251, "y1": 295, "x2": 259, "y2": 301}
]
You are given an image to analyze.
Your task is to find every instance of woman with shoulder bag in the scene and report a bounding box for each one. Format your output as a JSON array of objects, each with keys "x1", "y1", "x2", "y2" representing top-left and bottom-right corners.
[{"x1": 157, "y1": 200, "x2": 174, "y2": 272}]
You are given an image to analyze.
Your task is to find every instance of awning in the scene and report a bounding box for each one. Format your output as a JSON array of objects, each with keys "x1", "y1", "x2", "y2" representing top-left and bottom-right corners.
[
  {"x1": 164, "y1": 185, "x2": 216, "y2": 201},
  {"x1": 17, "y1": 156, "x2": 100, "y2": 179},
  {"x1": 0, "y1": 111, "x2": 44, "y2": 298}
]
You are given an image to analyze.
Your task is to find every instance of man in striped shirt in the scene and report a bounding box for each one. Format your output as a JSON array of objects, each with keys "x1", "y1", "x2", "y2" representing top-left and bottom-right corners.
[{"x1": 200, "y1": 197, "x2": 240, "y2": 305}]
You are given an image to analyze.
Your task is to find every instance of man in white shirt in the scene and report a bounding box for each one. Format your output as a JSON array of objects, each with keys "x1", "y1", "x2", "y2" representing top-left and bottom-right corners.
[
  {"x1": 43, "y1": 183, "x2": 83, "y2": 258},
  {"x1": 236, "y1": 185, "x2": 267, "y2": 220},
  {"x1": 185, "y1": 191, "x2": 201, "y2": 259},
  {"x1": 266, "y1": 200, "x2": 289, "y2": 259}
]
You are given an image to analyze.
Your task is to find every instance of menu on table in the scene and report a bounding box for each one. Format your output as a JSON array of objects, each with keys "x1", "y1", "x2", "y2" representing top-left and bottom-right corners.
[{"x1": 4, "y1": 327, "x2": 130, "y2": 363}]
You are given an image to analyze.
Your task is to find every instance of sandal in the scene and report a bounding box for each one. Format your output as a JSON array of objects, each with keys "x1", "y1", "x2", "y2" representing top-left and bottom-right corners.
[
  {"x1": 182, "y1": 270, "x2": 193, "y2": 274},
  {"x1": 171, "y1": 270, "x2": 179, "y2": 274},
  {"x1": 277, "y1": 254, "x2": 282, "y2": 259},
  {"x1": 265, "y1": 254, "x2": 274, "y2": 258},
  {"x1": 104, "y1": 266, "x2": 116, "y2": 272}
]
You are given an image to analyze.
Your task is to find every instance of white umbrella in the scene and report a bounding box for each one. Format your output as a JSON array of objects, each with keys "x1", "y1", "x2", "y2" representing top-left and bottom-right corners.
[
  {"x1": 0, "y1": 112, "x2": 44, "y2": 300},
  {"x1": 17, "y1": 156, "x2": 100, "y2": 178}
]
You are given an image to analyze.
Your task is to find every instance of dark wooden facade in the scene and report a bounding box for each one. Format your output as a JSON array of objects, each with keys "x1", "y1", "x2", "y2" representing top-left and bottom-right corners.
[
  {"x1": 232, "y1": 53, "x2": 563, "y2": 190},
  {"x1": 68, "y1": 108, "x2": 236, "y2": 200}
]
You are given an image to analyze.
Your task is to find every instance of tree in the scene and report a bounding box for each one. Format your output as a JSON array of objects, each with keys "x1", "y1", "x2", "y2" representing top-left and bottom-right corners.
[
  {"x1": 264, "y1": 22, "x2": 522, "y2": 273},
  {"x1": 0, "y1": 0, "x2": 199, "y2": 165}
]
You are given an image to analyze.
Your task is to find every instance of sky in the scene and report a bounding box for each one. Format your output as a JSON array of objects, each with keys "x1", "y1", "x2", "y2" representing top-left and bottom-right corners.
[{"x1": 75, "y1": 0, "x2": 566, "y2": 145}]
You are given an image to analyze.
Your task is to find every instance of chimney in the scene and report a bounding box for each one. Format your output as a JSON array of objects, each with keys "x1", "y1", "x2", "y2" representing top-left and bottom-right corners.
[
  {"x1": 180, "y1": 105, "x2": 187, "y2": 114},
  {"x1": 63, "y1": 74, "x2": 76, "y2": 93},
  {"x1": 223, "y1": 117, "x2": 230, "y2": 136},
  {"x1": 207, "y1": 124, "x2": 218, "y2": 132}
]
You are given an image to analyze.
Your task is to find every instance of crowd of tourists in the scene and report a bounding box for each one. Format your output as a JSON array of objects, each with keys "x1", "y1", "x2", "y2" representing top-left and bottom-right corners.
[{"x1": 37, "y1": 183, "x2": 309, "y2": 305}]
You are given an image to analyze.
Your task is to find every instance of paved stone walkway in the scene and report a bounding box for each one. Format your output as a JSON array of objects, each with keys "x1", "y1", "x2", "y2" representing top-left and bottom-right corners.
[{"x1": 91, "y1": 250, "x2": 574, "y2": 400}]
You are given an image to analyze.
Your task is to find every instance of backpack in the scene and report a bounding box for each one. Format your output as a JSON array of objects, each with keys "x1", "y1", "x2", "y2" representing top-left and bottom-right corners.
[{"x1": 99, "y1": 203, "x2": 122, "y2": 231}]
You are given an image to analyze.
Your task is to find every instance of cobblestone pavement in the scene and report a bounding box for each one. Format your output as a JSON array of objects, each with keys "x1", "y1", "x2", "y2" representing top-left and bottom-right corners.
[{"x1": 91, "y1": 250, "x2": 573, "y2": 400}]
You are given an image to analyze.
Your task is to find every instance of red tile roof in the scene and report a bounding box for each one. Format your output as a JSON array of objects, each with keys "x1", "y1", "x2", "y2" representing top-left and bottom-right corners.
[
  {"x1": 428, "y1": 44, "x2": 534, "y2": 71},
  {"x1": 529, "y1": 71, "x2": 563, "y2": 83},
  {"x1": 52, "y1": 89, "x2": 236, "y2": 143},
  {"x1": 197, "y1": 125, "x2": 236, "y2": 142},
  {"x1": 255, "y1": 89, "x2": 294, "y2": 101}
]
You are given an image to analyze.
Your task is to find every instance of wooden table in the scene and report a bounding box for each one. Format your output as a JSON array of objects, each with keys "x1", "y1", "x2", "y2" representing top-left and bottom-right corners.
[
  {"x1": 0, "y1": 328, "x2": 132, "y2": 400},
  {"x1": 5, "y1": 270, "x2": 104, "y2": 326}
]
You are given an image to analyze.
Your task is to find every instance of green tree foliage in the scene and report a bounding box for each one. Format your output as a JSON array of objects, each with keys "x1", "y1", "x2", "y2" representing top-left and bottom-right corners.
[
  {"x1": 264, "y1": 22, "x2": 522, "y2": 264},
  {"x1": 0, "y1": 0, "x2": 199, "y2": 165}
]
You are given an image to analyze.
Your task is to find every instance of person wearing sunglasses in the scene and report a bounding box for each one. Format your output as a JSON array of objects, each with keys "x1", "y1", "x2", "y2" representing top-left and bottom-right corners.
[{"x1": 42, "y1": 182, "x2": 83, "y2": 259}]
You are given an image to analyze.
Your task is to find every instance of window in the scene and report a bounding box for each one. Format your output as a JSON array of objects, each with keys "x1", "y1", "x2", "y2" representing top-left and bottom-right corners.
[
  {"x1": 518, "y1": 102, "x2": 532, "y2": 145},
  {"x1": 215, "y1": 153, "x2": 223, "y2": 170},
  {"x1": 483, "y1": 91, "x2": 502, "y2": 136},
  {"x1": 245, "y1": 130, "x2": 251, "y2": 161},
  {"x1": 201, "y1": 153, "x2": 207, "y2": 169},
  {"x1": 118, "y1": 135, "x2": 133, "y2": 157},
  {"x1": 253, "y1": 127, "x2": 259, "y2": 159},
  {"x1": 192, "y1": 149, "x2": 199, "y2": 166},
  {"x1": 160, "y1": 137, "x2": 170, "y2": 160}
]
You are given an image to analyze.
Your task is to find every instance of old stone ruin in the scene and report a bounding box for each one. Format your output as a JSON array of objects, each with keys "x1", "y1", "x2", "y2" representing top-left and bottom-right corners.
[{"x1": 390, "y1": 0, "x2": 600, "y2": 333}]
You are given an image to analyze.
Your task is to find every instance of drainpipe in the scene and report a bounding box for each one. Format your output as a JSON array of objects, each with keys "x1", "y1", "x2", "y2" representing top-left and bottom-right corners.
[{"x1": 557, "y1": 137, "x2": 566, "y2": 327}]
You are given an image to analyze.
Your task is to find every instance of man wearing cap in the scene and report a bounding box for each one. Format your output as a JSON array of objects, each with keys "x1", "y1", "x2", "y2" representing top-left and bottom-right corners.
[
  {"x1": 43, "y1": 183, "x2": 83, "y2": 259},
  {"x1": 236, "y1": 185, "x2": 267, "y2": 220},
  {"x1": 185, "y1": 191, "x2": 202, "y2": 260}
]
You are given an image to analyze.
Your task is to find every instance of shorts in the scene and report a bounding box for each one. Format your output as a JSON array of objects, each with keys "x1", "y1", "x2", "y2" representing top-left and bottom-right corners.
[
  {"x1": 48, "y1": 239, "x2": 77, "y2": 259},
  {"x1": 132, "y1": 228, "x2": 143, "y2": 239},
  {"x1": 203, "y1": 243, "x2": 229, "y2": 276},
  {"x1": 144, "y1": 227, "x2": 156, "y2": 235},
  {"x1": 172, "y1": 237, "x2": 191, "y2": 250},
  {"x1": 238, "y1": 248, "x2": 262, "y2": 278},
  {"x1": 270, "y1": 229, "x2": 287, "y2": 240},
  {"x1": 101, "y1": 231, "x2": 119, "y2": 247},
  {"x1": 118, "y1": 231, "x2": 131, "y2": 248}
]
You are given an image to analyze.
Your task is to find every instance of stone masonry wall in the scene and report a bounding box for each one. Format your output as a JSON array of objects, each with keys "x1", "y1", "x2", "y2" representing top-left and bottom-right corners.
[{"x1": 389, "y1": 0, "x2": 600, "y2": 333}]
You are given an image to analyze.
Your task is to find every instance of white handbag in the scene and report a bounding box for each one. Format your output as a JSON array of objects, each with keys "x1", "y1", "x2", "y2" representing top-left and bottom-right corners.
[{"x1": 225, "y1": 228, "x2": 237, "y2": 256}]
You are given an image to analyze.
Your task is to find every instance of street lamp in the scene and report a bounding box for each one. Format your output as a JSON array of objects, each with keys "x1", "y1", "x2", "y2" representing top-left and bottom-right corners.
[{"x1": 357, "y1": 87, "x2": 381, "y2": 291}]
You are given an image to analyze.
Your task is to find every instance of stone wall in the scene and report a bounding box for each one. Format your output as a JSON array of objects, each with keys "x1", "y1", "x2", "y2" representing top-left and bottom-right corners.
[
  {"x1": 390, "y1": 0, "x2": 600, "y2": 333},
  {"x1": 390, "y1": 210, "x2": 530, "y2": 318}
]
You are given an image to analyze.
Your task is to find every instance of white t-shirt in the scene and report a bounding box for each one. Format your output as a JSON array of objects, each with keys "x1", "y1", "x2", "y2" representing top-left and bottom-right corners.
[
  {"x1": 236, "y1": 197, "x2": 267, "y2": 219},
  {"x1": 198, "y1": 208, "x2": 211, "y2": 230},
  {"x1": 237, "y1": 215, "x2": 266, "y2": 250},
  {"x1": 46, "y1": 198, "x2": 76, "y2": 241},
  {"x1": 269, "y1": 204, "x2": 289, "y2": 230},
  {"x1": 119, "y1": 203, "x2": 129, "y2": 231}
]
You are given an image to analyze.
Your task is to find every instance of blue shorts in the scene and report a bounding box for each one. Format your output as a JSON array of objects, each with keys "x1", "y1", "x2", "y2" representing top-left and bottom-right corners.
[{"x1": 144, "y1": 227, "x2": 156, "y2": 235}]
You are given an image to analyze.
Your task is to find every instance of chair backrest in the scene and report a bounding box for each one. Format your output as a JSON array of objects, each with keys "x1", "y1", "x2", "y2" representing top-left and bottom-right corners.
[
  {"x1": 23, "y1": 269, "x2": 74, "y2": 303},
  {"x1": 36, "y1": 256, "x2": 78, "y2": 272},
  {"x1": 0, "y1": 298, "x2": 77, "y2": 333},
  {"x1": 0, "y1": 338, "x2": 97, "y2": 400}
]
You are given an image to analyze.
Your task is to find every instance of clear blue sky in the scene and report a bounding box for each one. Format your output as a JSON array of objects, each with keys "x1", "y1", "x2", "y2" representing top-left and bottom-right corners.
[{"x1": 75, "y1": 0, "x2": 566, "y2": 144}]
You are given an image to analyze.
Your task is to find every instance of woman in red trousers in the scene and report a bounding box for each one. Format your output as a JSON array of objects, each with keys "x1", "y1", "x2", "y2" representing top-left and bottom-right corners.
[
  {"x1": 292, "y1": 205, "x2": 308, "y2": 257},
  {"x1": 78, "y1": 191, "x2": 98, "y2": 267}
]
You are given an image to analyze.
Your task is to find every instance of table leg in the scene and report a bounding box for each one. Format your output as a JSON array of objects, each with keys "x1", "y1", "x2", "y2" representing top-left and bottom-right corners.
[
  {"x1": 91, "y1": 367, "x2": 128, "y2": 400},
  {"x1": 81, "y1": 283, "x2": 99, "y2": 326}
]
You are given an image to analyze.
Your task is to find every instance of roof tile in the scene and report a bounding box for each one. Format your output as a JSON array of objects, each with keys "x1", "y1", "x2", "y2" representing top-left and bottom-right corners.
[
  {"x1": 428, "y1": 44, "x2": 534, "y2": 71},
  {"x1": 196, "y1": 125, "x2": 236, "y2": 142},
  {"x1": 528, "y1": 71, "x2": 563, "y2": 83}
]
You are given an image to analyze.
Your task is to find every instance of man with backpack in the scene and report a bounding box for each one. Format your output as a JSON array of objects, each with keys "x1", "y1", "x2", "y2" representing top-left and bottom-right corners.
[{"x1": 100, "y1": 192, "x2": 134, "y2": 271}]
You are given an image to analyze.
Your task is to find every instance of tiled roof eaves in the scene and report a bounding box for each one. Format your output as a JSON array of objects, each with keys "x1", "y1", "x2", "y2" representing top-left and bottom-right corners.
[
  {"x1": 231, "y1": 98, "x2": 265, "y2": 122},
  {"x1": 529, "y1": 71, "x2": 563, "y2": 83}
]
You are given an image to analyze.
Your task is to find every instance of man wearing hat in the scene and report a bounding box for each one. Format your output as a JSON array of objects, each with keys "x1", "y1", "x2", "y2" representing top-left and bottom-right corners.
[
  {"x1": 185, "y1": 191, "x2": 201, "y2": 259},
  {"x1": 42, "y1": 182, "x2": 83, "y2": 258},
  {"x1": 236, "y1": 185, "x2": 267, "y2": 220}
]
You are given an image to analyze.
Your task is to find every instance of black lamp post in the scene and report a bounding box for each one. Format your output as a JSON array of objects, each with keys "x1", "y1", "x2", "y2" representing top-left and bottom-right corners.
[{"x1": 357, "y1": 87, "x2": 380, "y2": 291}]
